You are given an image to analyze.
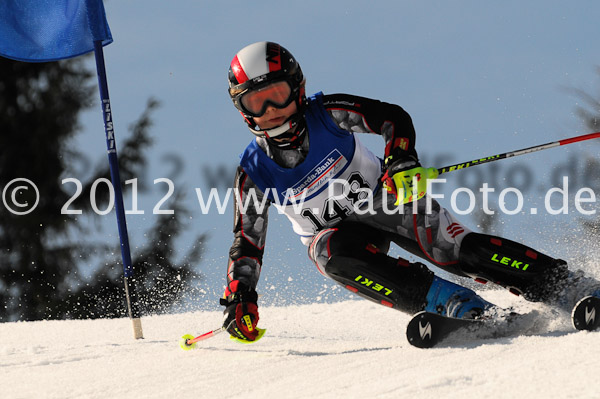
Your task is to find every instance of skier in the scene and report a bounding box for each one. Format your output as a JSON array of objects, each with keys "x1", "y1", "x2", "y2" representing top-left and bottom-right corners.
[{"x1": 220, "y1": 41, "x2": 600, "y2": 342}]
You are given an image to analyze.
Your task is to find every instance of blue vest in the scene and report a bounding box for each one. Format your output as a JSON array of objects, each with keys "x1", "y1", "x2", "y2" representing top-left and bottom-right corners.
[{"x1": 239, "y1": 92, "x2": 382, "y2": 243}]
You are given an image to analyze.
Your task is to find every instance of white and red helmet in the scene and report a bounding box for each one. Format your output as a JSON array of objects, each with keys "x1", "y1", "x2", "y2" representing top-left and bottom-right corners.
[{"x1": 228, "y1": 41, "x2": 306, "y2": 139}]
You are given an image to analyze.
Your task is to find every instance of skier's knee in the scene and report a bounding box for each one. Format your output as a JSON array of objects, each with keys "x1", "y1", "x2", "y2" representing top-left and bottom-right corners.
[
  {"x1": 458, "y1": 232, "x2": 569, "y2": 301},
  {"x1": 309, "y1": 222, "x2": 390, "y2": 276},
  {"x1": 327, "y1": 222, "x2": 391, "y2": 260}
]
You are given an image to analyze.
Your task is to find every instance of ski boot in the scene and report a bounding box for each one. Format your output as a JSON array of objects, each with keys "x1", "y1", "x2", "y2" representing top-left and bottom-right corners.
[{"x1": 424, "y1": 276, "x2": 495, "y2": 319}]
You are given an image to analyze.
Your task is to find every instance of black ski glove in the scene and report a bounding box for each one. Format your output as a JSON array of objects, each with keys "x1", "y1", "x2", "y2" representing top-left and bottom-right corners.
[
  {"x1": 382, "y1": 147, "x2": 420, "y2": 177},
  {"x1": 220, "y1": 280, "x2": 261, "y2": 342}
]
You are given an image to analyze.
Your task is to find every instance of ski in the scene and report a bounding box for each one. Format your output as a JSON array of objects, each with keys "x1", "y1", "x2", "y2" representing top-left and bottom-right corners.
[
  {"x1": 405, "y1": 310, "x2": 543, "y2": 349},
  {"x1": 572, "y1": 295, "x2": 600, "y2": 331}
]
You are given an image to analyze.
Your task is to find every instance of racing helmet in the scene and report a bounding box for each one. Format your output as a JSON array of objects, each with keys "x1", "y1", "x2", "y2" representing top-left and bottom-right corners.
[{"x1": 228, "y1": 41, "x2": 306, "y2": 144}]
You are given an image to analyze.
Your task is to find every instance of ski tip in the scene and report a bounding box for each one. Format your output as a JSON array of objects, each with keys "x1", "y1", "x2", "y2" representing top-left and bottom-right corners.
[
  {"x1": 406, "y1": 311, "x2": 486, "y2": 349},
  {"x1": 572, "y1": 296, "x2": 600, "y2": 331},
  {"x1": 406, "y1": 312, "x2": 438, "y2": 349}
]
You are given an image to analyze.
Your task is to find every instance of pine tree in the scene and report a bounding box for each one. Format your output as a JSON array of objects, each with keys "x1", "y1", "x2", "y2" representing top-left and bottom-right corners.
[
  {"x1": 0, "y1": 57, "x2": 204, "y2": 321},
  {"x1": 0, "y1": 58, "x2": 94, "y2": 320}
]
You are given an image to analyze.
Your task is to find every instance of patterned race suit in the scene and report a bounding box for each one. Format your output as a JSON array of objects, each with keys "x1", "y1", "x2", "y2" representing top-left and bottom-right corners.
[{"x1": 226, "y1": 92, "x2": 469, "y2": 292}]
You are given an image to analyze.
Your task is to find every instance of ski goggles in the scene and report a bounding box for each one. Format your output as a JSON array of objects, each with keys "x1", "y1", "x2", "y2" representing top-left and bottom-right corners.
[{"x1": 239, "y1": 80, "x2": 294, "y2": 117}]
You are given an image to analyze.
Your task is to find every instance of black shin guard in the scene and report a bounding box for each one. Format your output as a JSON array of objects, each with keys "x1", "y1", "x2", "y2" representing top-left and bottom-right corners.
[
  {"x1": 325, "y1": 256, "x2": 434, "y2": 313},
  {"x1": 323, "y1": 223, "x2": 434, "y2": 314},
  {"x1": 458, "y1": 233, "x2": 569, "y2": 302}
]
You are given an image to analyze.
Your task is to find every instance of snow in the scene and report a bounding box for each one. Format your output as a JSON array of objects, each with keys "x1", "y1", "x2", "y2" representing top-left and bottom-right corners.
[{"x1": 1, "y1": 291, "x2": 599, "y2": 399}]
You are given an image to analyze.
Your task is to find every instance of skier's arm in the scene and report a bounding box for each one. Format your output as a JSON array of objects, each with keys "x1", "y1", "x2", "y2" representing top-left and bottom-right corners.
[
  {"x1": 323, "y1": 93, "x2": 437, "y2": 204},
  {"x1": 322, "y1": 93, "x2": 418, "y2": 162},
  {"x1": 226, "y1": 166, "x2": 270, "y2": 291},
  {"x1": 221, "y1": 166, "x2": 270, "y2": 342}
]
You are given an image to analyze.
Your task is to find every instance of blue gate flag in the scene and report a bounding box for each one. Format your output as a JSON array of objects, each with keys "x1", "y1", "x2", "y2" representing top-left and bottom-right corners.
[{"x1": 0, "y1": 0, "x2": 112, "y2": 62}]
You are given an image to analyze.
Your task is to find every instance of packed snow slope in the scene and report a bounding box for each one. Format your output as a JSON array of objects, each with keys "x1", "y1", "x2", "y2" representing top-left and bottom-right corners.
[{"x1": 1, "y1": 290, "x2": 599, "y2": 399}]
